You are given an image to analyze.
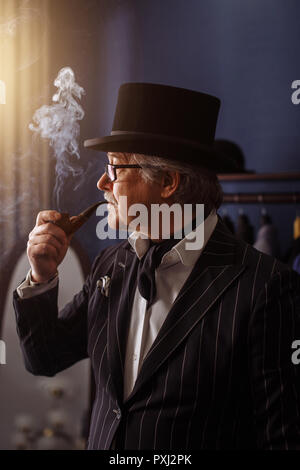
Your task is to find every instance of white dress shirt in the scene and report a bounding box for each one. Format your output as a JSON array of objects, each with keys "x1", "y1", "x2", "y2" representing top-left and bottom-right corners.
[
  {"x1": 123, "y1": 211, "x2": 217, "y2": 399},
  {"x1": 17, "y1": 212, "x2": 218, "y2": 400}
]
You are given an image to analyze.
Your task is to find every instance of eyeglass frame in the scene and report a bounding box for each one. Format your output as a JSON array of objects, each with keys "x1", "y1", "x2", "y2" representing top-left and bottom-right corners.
[{"x1": 104, "y1": 163, "x2": 142, "y2": 182}]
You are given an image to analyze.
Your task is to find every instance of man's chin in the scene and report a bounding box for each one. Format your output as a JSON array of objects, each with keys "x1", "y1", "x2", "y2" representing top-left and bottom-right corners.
[
  {"x1": 107, "y1": 214, "x2": 117, "y2": 230},
  {"x1": 107, "y1": 213, "x2": 128, "y2": 232}
]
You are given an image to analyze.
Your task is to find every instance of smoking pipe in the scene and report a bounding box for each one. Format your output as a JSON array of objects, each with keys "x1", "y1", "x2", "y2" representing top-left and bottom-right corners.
[{"x1": 51, "y1": 201, "x2": 107, "y2": 236}]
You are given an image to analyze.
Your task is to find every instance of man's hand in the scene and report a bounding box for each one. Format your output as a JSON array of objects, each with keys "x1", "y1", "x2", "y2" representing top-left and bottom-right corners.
[{"x1": 27, "y1": 211, "x2": 72, "y2": 283}]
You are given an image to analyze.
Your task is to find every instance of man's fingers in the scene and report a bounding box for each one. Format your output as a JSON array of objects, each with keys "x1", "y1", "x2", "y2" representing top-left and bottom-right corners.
[
  {"x1": 27, "y1": 234, "x2": 63, "y2": 256},
  {"x1": 27, "y1": 242, "x2": 58, "y2": 260},
  {"x1": 28, "y1": 211, "x2": 71, "y2": 282},
  {"x1": 36, "y1": 210, "x2": 63, "y2": 227},
  {"x1": 29, "y1": 224, "x2": 68, "y2": 246}
]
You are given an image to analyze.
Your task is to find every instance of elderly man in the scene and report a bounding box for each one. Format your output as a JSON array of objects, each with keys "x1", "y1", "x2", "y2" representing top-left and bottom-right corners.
[{"x1": 13, "y1": 83, "x2": 300, "y2": 450}]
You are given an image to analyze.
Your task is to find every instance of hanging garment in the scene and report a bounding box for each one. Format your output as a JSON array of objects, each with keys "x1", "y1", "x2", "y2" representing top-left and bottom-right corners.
[
  {"x1": 286, "y1": 237, "x2": 300, "y2": 266},
  {"x1": 260, "y1": 212, "x2": 272, "y2": 226},
  {"x1": 253, "y1": 211, "x2": 281, "y2": 258},
  {"x1": 222, "y1": 214, "x2": 235, "y2": 234},
  {"x1": 293, "y1": 254, "x2": 300, "y2": 274},
  {"x1": 253, "y1": 224, "x2": 281, "y2": 258},
  {"x1": 294, "y1": 216, "x2": 300, "y2": 240},
  {"x1": 283, "y1": 215, "x2": 300, "y2": 266},
  {"x1": 236, "y1": 213, "x2": 254, "y2": 245}
]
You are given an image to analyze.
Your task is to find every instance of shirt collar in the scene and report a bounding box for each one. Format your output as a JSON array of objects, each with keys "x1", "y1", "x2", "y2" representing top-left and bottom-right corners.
[{"x1": 128, "y1": 211, "x2": 218, "y2": 266}]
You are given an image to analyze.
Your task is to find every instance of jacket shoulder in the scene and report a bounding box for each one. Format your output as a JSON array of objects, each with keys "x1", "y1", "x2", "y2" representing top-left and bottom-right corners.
[
  {"x1": 215, "y1": 217, "x2": 289, "y2": 277},
  {"x1": 239, "y1": 238, "x2": 289, "y2": 275},
  {"x1": 229, "y1": 235, "x2": 300, "y2": 307}
]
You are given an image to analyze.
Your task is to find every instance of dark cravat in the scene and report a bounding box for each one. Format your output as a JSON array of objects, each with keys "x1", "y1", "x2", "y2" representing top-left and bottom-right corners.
[
  {"x1": 136, "y1": 208, "x2": 210, "y2": 308},
  {"x1": 137, "y1": 237, "x2": 180, "y2": 308}
]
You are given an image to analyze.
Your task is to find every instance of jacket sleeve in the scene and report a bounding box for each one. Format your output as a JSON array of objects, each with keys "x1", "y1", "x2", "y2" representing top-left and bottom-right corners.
[
  {"x1": 248, "y1": 268, "x2": 300, "y2": 449},
  {"x1": 12, "y1": 253, "x2": 102, "y2": 377}
]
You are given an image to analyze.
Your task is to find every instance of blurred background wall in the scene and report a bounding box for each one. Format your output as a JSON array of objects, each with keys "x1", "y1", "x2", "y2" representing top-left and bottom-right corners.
[{"x1": 0, "y1": 0, "x2": 299, "y2": 449}]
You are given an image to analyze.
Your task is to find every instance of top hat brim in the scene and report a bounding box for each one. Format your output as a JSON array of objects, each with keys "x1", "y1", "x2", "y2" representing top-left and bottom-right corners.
[{"x1": 84, "y1": 134, "x2": 241, "y2": 174}]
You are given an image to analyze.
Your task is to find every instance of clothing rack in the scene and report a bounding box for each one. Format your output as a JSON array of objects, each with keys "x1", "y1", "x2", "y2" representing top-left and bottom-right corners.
[
  {"x1": 218, "y1": 171, "x2": 300, "y2": 204},
  {"x1": 218, "y1": 171, "x2": 300, "y2": 181},
  {"x1": 222, "y1": 193, "x2": 300, "y2": 204}
]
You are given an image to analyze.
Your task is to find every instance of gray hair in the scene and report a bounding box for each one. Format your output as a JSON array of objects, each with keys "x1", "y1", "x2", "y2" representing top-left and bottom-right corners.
[
  {"x1": 130, "y1": 153, "x2": 223, "y2": 211},
  {"x1": 108, "y1": 151, "x2": 223, "y2": 210}
]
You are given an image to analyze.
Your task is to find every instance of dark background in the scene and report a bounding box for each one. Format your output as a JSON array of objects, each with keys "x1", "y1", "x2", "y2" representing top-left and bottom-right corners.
[{"x1": 47, "y1": 0, "x2": 300, "y2": 262}]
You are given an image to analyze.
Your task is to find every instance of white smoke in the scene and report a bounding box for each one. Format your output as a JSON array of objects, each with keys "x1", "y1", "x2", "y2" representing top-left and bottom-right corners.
[
  {"x1": 0, "y1": 9, "x2": 33, "y2": 37},
  {"x1": 29, "y1": 67, "x2": 86, "y2": 208},
  {"x1": 0, "y1": 4, "x2": 44, "y2": 71}
]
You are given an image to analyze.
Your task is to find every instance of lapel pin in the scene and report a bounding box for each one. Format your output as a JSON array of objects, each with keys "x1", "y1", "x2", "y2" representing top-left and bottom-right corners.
[{"x1": 96, "y1": 275, "x2": 111, "y2": 297}]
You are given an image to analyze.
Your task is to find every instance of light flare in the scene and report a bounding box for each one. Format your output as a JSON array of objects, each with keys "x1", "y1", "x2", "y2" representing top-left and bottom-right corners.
[{"x1": 0, "y1": 80, "x2": 5, "y2": 104}]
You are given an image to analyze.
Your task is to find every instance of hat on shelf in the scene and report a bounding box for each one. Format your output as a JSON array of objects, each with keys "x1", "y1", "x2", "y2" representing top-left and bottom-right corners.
[{"x1": 213, "y1": 139, "x2": 253, "y2": 174}]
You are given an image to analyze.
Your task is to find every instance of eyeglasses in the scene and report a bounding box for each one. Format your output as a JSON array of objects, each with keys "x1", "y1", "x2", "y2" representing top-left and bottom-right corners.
[{"x1": 104, "y1": 163, "x2": 142, "y2": 182}]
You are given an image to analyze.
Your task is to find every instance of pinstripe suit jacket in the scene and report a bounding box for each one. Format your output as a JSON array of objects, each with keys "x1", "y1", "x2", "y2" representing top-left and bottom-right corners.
[{"x1": 13, "y1": 216, "x2": 300, "y2": 450}]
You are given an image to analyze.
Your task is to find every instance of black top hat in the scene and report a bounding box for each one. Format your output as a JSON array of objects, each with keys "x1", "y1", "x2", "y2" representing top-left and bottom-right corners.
[{"x1": 84, "y1": 82, "x2": 237, "y2": 173}]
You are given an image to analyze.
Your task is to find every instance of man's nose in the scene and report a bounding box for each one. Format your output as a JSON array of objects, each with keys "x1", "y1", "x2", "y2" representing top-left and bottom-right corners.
[{"x1": 97, "y1": 172, "x2": 113, "y2": 191}]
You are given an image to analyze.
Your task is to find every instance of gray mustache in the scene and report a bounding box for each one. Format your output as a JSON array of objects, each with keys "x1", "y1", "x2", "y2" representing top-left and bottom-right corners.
[{"x1": 104, "y1": 193, "x2": 117, "y2": 205}]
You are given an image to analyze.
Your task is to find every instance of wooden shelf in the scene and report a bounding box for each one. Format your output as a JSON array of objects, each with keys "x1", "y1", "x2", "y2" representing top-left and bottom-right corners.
[{"x1": 218, "y1": 171, "x2": 300, "y2": 181}]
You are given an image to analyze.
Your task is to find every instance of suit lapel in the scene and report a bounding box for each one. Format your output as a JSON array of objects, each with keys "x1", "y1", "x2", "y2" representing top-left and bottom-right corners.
[
  {"x1": 107, "y1": 242, "x2": 137, "y2": 403},
  {"x1": 125, "y1": 218, "x2": 247, "y2": 403}
]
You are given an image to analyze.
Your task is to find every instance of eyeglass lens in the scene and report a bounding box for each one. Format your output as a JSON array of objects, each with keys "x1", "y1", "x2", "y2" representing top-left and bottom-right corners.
[{"x1": 106, "y1": 164, "x2": 115, "y2": 181}]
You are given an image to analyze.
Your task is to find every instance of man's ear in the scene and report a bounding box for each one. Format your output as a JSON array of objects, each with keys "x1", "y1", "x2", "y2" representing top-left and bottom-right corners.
[{"x1": 160, "y1": 171, "x2": 180, "y2": 199}]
